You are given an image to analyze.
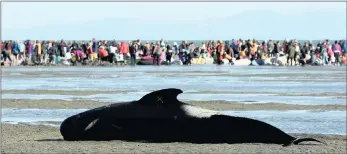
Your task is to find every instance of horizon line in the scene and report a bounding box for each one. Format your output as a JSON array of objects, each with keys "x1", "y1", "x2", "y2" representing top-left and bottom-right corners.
[{"x1": 1, "y1": 38, "x2": 346, "y2": 41}]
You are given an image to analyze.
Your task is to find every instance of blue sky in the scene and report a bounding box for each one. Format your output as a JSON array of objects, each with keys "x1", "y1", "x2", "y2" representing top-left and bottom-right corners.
[{"x1": 2, "y1": 2, "x2": 346, "y2": 40}]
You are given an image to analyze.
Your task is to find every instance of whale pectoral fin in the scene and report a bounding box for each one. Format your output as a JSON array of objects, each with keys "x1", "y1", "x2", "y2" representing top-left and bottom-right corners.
[
  {"x1": 137, "y1": 88, "x2": 183, "y2": 105},
  {"x1": 84, "y1": 118, "x2": 99, "y2": 131}
]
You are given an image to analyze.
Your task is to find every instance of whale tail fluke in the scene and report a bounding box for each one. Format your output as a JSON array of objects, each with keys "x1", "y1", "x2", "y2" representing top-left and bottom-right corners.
[
  {"x1": 293, "y1": 138, "x2": 327, "y2": 145},
  {"x1": 283, "y1": 138, "x2": 327, "y2": 147}
]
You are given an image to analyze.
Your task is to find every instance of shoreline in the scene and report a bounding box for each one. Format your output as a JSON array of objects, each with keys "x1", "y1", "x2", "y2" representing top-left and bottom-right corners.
[
  {"x1": 1, "y1": 124, "x2": 346, "y2": 153},
  {"x1": 1, "y1": 99, "x2": 346, "y2": 111},
  {"x1": 2, "y1": 90, "x2": 346, "y2": 97}
]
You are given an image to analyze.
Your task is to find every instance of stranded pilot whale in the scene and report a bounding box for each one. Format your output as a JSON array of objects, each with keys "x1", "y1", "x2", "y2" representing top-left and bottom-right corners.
[{"x1": 60, "y1": 88, "x2": 325, "y2": 146}]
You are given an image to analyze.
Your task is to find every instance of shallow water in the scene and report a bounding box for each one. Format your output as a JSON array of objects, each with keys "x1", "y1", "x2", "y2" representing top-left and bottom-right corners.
[
  {"x1": 1, "y1": 108, "x2": 345, "y2": 135},
  {"x1": 2, "y1": 66, "x2": 346, "y2": 105}
]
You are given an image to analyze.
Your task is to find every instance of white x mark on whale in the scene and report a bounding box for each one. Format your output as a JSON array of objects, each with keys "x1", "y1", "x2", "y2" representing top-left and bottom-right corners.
[{"x1": 157, "y1": 96, "x2": 163, "y2": 103}]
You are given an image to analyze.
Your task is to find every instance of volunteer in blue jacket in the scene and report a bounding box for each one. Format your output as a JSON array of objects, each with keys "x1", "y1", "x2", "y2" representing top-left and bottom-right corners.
[{"x1": 12, "y1": 40, "x2": 20, "y2": 65}]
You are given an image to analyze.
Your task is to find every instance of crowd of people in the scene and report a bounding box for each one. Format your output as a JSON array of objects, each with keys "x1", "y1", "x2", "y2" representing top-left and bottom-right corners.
[{"x1": 1, "y1": 38, "x2": 346, "y2": 66}]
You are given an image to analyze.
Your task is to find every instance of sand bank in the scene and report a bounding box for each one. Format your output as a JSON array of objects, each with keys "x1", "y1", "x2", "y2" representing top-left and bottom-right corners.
[{"x1": 1, "y1": 124, "x2": 346, "y2": 154}]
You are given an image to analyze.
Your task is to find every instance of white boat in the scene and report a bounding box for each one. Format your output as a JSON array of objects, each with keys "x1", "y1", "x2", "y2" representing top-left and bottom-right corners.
[{"x1": 233, "y1": 59, "x2": 251, "y2": 66}]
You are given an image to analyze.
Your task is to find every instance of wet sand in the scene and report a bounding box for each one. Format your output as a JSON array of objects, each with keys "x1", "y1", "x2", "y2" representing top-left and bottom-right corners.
[
  {"x1": 3, "y1": 71, "x2": 347, "y2": 80},
  {"x1": 3, "y1": 65, "x2": 346, "y2": 78},
  {"x1": 1, "y1": 99, "x2": 346, "y2": 111},
  {"x1": 1, "y1": 124, "x2": 346, "y2": 154}
]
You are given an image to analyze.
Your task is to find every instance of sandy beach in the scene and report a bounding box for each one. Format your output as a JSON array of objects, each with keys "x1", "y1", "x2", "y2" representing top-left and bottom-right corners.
[
  {"x1": 1, "y1": 124, "x2": 346, "y2": 154},
  {"x1": 2, "y1": 98, "x2": 346, "y2": 153},
  {"x1": 2, "y1": 66, "x2": 346, "y2": 153}
]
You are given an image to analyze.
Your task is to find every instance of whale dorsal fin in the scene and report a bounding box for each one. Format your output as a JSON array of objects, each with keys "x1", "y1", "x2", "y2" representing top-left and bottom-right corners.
[{"x1": 137, "y1": 88, "x2": 183, "y2": 105}]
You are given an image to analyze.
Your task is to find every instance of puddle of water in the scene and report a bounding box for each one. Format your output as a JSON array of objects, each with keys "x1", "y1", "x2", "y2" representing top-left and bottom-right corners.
[
  {"x1": 1, "y1": 108, "x2": 345, "y2": 135},
  {"x1": 3, "y1": 76, "x2": 346, "y2": 94},
  {"x1": 1, "y1": 108, "x2": 87, "y2": 124},
  {"x1": 224, "y1": 110, "x2": 346, "y2": 135},
  {"x1": 2, "y1": 93, "x2": 345, "y2": 105}
]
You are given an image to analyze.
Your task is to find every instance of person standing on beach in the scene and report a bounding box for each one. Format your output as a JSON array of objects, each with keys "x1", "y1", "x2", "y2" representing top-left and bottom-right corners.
[
  {"x1": 136, "y1": 40, "x2": 143, "y2": 56},
  {"x1": 153, "y1": 42, "x2": 162, "y2": 65},
  {"x1": 246, "y1": 39, "x2": 251, "y2": 57},
  {"x1": 166, "y1": 44, "x2": 173, "y2": 65},
  {"x1": 172, "y1": 42, "x2": 178, "y2": 55},
  {"x1": 316, "y1": 41, "x2": 323, "y2": 51},
  {"x1": 87, "y1": 41, "x2": 94, "y2": 61},
  {"x1": 57, "y1": 40, "x2": 64, "y2": 58},
  {"x1": 3, "y1": 41, "x2": 12, "y2": 65},
  {"x1": 129, "y1": 41, "x2": 137, "y2": 65},
  {"x1": 143, "y1": 42, "x2": 150, "y2": 56},
  {"x1": 70, "y1": 41, "x2": 79, "y2": 50},
  {"x1": 11, "y1": 40, "x2": 20, "y2": 65},
  {"x1": 326, "y1": 42, "x2": 334, "y2": 65},
  {"x1": 25, "y1": 40, "x2": 32, "y2": 64},
  {"x1": 186, "y1": 42, "x2": 194, "y2": 65},
  {"x1": 200, "y1": 42, "x2": 207, "y2": 58},
  {"x1": 81, "y1": 41, "x2": 87, "y2": 55},
  {"x1": 287, "y1": 41, "x2": 296, "y2": 66},
  {"x1": 6, "y1": 41, "x2": 13, "y2": 63},
  {"x1": 18, "y1": 41, "x2": 25, "y2": 64},
  {"x1": 41, "y1": 41, "x2": 50, "y2": 64},
  {"x1": 35, "y1": 40, "x2": 42, "y2": 64},
  {"x1": 294, "y1": 40, "x2": 300, "y2": 65},
  {"x1": 232, "y1": 39, "x2": 239, "y2": 57},
  {"x1": 300, "y1": 42, "x2": 309, "y2": 65},
  {"x1": 273, "y1": 41, "x2": 281, "y2": 65},
  {"x1": 216, "y1": 40, "x2": 225, "y2": 65},
  {"x1": 341, "y1": 40, "x2": 346, "y2": 64},
  {"x1": 239, "y1": 40, "x2": 246, "y2": 59},
  {"x1": 178, "y1": 41, "x2": 187, "y2": 63},
  {"x1": 260, "y1": 41, "x2": 267, "y2": 59},
  {"x1": 249, "y1": 42, "x2": 257, "y2": 61},
  {"x1": 109, "y1": 42, "x2": 117, "y2": 64},
  {"x1": 0, "y1": 41, "x2": 4, "y2": 61},
  {"x1": 48, "y1": 42, "x2": 58, "y2": 64},
  {"x1": 0, "y1": 41, "x2": 4, "y2": 64},
  {"x1": 333, "y1": 40, "x2": 342, "y2": 66},
  {"x1": 120, "y1": 41, "x2": 129, "y2": 64},
  {"x1": 92, "y1": 38, "x2": 98, "y2": 55},
  {"x1": 282, "y1": 39, "x2": 288, "y2": 55},
  {"x1": 343, "y1": 40, "x2": 346, "y2": 55},
  {"x1": 267, "y1": 40, "x2": 274, "y2": 57}
]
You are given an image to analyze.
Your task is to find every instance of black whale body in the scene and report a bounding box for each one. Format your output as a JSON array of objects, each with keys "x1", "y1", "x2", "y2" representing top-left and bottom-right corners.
[{"x1": 60, "y1": 88, "x2": 324, "y2": 146}]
